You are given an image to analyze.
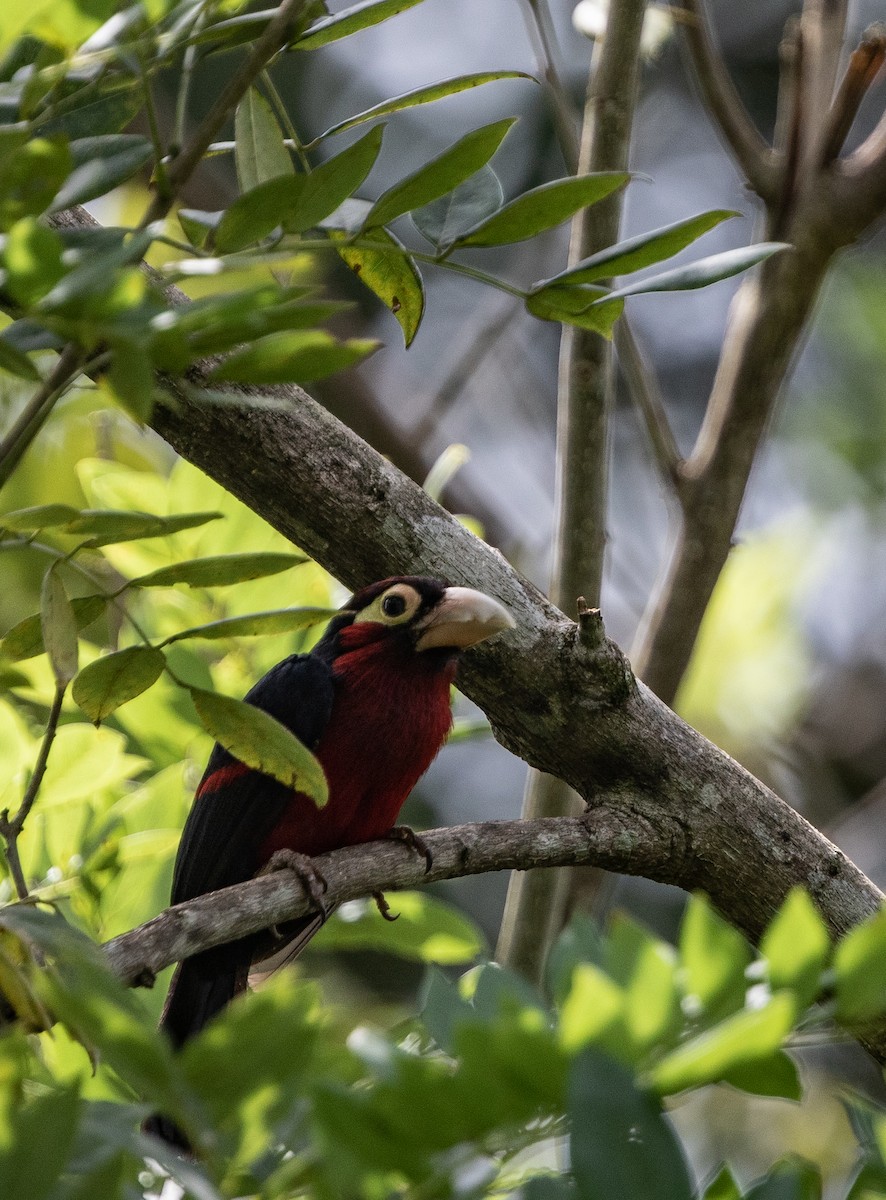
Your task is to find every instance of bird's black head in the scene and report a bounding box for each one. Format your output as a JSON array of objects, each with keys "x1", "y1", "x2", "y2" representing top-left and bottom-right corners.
[{"x1": 316, "y1": 576, "x2": 513, "y2": 660}]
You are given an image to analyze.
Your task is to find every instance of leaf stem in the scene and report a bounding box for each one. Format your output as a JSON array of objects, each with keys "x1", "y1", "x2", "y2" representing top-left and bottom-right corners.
[{"x1": 0, "y1": 682, "x2": 66, "y2": 899}]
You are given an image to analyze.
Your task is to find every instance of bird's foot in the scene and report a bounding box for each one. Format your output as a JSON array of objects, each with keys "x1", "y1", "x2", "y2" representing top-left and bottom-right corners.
[
  {"x1": 261, "y1": 849, "x2": 330, "y2": 920},
  {"x1": 373, "y1": 891, "x2": 399, "y2": 922},
  {"x1": 383, "y1": 825, "x2": 433, "y2": 873}
]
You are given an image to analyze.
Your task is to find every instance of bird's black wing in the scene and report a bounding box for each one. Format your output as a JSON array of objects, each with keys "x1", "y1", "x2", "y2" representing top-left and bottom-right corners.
[{"x1": 171, "y1": 652, "x2": 336, "y2": 905}]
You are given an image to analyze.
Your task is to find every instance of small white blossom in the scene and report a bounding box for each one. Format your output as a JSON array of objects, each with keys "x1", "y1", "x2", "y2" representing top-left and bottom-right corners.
[{"x1": 573, "y1": 0, "x2": 674, "y2": 59}]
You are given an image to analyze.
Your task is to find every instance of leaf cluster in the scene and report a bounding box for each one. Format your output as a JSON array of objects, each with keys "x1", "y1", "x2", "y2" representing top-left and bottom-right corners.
[
  {"x1": 1, "y1": 886, "x2": 885, "y2": 1198},
  {"x1": 0, "y1": 0, "x2": 787, "y2": 429}
]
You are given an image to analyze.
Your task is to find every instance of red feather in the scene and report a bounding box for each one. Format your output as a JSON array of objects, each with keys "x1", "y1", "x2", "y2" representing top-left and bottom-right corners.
[{"x1": 260, "y1": 620, "x2": 455, "y2": 859}]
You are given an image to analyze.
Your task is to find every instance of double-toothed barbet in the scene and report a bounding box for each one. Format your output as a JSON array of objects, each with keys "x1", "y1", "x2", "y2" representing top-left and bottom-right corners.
[{"x1": 159, "y1": 576, "x2": 514, "y2": 1053}]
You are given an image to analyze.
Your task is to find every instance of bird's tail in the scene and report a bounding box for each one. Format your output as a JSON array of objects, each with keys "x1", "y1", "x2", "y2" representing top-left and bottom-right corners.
[
  {"x1": 144, "y1": 945, "x2": 250, "y2": 1150},
  {"x1": 159, "y1": 948, "x2": 249, "y2": 1048}
]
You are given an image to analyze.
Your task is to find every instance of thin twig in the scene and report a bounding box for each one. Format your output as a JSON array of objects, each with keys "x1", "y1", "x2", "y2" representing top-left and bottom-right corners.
[
  {"x1": 820, "y1": 25, "x2": 886, "y2": 166},
  {"x1": 140, "y1": 0, "x2": 310, "y2": 225},
  {"x1": 677, "y1": 0, "x2": 779, "y2": 201},
  {"x1": 0, "y1": 345, "x2": 84, "y2": 492},
  {"x1": 771, "y1": 17, "x2": 804, "y2": 242},
  {"x1": 614, "y1": 319, "x2": 685, "y2": 499},
  {"x1": 410, "y1": 295, "x2": 516, "y2": 447},
  {"x1": 0, "y1": 682, "x2": 66, "y2": 899},
  {"x1": 520, "y1": 0, "x2": 580, "y2": 172}
]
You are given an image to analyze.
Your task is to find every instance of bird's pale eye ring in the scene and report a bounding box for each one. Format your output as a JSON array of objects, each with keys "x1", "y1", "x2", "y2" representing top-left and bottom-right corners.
[{"x1": 382, "y1": 594, "x2": 407, "y2": 617}]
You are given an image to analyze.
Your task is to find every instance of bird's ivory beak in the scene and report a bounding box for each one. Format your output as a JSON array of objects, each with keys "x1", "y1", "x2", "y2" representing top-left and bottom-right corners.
[{"x1": 415, "y1": 586, "x2": 515, "y2": 651}]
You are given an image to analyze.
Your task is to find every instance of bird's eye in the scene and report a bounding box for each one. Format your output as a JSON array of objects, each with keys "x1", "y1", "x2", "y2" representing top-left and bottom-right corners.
[{"x1": 382, "y1": 593, "x2": 407, "y2": 618}]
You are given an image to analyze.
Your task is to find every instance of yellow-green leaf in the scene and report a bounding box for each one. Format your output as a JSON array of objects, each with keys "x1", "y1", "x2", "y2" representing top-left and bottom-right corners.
[
  {"x1": 2, "y1": 595, "x2": 106, "y2": 661},
  {"x1": 129, "y1": 552, "x2": 307, "y2": 590},
  {"x1": 163, "y1": 607, "x2": 336, "y2": 645},
  {"x1": 40, "y1": 567, "x2": 78, "y2": 685},
  {"x1": 332, "y1": 226, "x2": 424, "y2": 346},
  {"x1": 235, "y1": 87, "x2": 294, "y2": 193},
  {"x1": 72, "y1": 645, "x2": 166, "y2": 723},
  {"x1": 189, "y1": 687, "x2": 328, "y2": 806},
  {"x1": 649, "y1": 992, "x2": 797, "y2": 1096}
]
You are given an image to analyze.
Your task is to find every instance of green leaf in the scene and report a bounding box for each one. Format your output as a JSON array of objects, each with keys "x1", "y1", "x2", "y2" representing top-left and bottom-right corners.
[
  {"x1": 702, "y1": 1164, "x2": 743, "y2": 1200},
  {"x1": 0, "y1": 1083, "x2": 82, "y2": 1200},
  {"x1": 37, "y1": 229, "x2": 153, "y2": 311},
  {"x1": 648, "y1": 992, "x2": 797, "y2": 1095},
  {"x1": 365, "y1": 118, "x2": 515, "y2": 230},
  {"x1": 526, "y1": 283, "x2": 623, "y2": 338},
  {"x1": 316, "y1": 893, "x2": 485, "y2": 963},
  {"x1": 187, "y1": 299, "x2": 351, "y2": 357},
  {"x1": 39, "y1": 81, "x2": 143, "y2": 141},
  {"x1": 331, "y1": 224, "x2": 424, "y2": 346},
  {"x1": 178, "y1": 208, "x2": 222, "y2": 250},
  {"x1": 72, "y1": 645, "x2": 166, "y2": 723},
  {"x1": 760, "y1": 887, "x2": 830, "y2": 1009},
  {"x1": 520, "y1": 1177, "x2": 576, "y2": 1198},
  {"x1": 451, "y1": 172, "x2": 628, "y2": 249},
  {"x1": 2, "y1": 906, "x2": 198, "y2": 1129},
  {"x1": 210, "y1": 330, "x2": 379, "y2": 384},
  {"x1": 412, "y1": 164, "x2": 503, "y2": 248},
  {"x1": 189, "y1": 686, "x2": 328, "y2": 805},
  {"x1": 3, "y1": 216, "x2": 64, "y2": 305},
  {"x1": 0, "y1": 503, "x2": 81, "y2": 531},
  {"x1": 107, "y1": 339, "x2": 154, "y2": 422},
  {"x1": 679, "y1": 892, "x2": 752, "y2": 1020},
  {"x1": 621, "y1": 934, "x2": 681, "y2": 1056},
  {"x1": 129, "y1": 552, "x2": 307, "y2": 589},
  {"x1": 163, "y1": 607, "x2": 336, "y2": 646},
  {"x1": 295, "y1": 0, "x2": 428, "y2": 50},
  {"x1": 182, "y1": 971, "x2": 320, "y2": 1135},
  {"x1": 285, "y1": 125, "x2": 385, "y2": 234},
  {"x1": 0, "y1": 318, "x2": 65, "y2": 355},
  {"x1": 420, "y1": 968, "x2": 475, "y2": 1054},
  {"x1": 722, "y1": 1050, "x2": 802, "y2": 1101},
  {"x1": 834, "y1": 907, "x2": 886, "y2": 1022},
  {"x1": 41, "y1": 565, "x2": 78, "y2": 685},
  {"x1": 2, "y1": 594, "x2": 106, "y2": 661},
  {"x1": 536, "y1": 210, "x2": 739, "y2": 287},
  {"x1": 558, "y1": 963, "x2": 624, "y2": 1054},
  {"x1": 314, "y1": 72, "x2": 534, "y2": 142},
  {"x1": 599, "y1": 243, "x2": 791, "y2": 302},
  {"x1": 569, "y1": 1049, "x2": 693, "y2": 1200},
  {"x1": 0, "y1": 136, "x2": 72, "y2": 230},
  {"x1": 214, "y1": 175, "x2": 302, "y2": 254},
  {"x1": 50, "y1": 136, "x2": 154, "y2": 211},
  {"x1": 0, "y1": 334, "x2": 40, "y2": 380},
  {"x1": 744, "y1": 1157, "x2": 822, "y2": 1200},
  {"x1": 234, "y1": 87, "x2": 294, "y2": 193},
  {"x1": 62, "y1": 509, "x2": 223, "y2": 547}
]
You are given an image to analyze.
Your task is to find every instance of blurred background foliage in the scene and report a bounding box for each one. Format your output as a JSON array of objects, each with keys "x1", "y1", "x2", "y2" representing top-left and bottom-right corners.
[{"x1": 1, "y1": 0, "x2": 886, "y2": 1194}]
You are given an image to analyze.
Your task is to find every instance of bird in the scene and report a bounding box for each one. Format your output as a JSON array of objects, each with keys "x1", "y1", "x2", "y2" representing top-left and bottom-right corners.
[{"x1": 157, "y1": 576, "x2": 514, "y2": 1057}]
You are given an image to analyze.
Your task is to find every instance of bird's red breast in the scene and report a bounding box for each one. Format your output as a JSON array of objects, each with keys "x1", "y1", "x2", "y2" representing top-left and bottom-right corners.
[{"x1": 258, "y1": 619, "x2": 456, "y2": 860}]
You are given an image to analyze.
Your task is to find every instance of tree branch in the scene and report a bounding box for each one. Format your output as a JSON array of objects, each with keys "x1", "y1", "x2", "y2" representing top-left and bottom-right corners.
[
  {"x1": 104, "y1": 812, "x2": 681, "y2": 986},
  {"x1": 40, "y1": 206, "x2": 886, "y2": 1065},
  {"x1": 101, "y1": 807, "x2": 886, "y2": 1064},
  {"x1": 497, "y1": 0, "x2": 648, "y2": 982},
  {"x1": 677, "y1": 0, "x2": 780, "y2": 201}
]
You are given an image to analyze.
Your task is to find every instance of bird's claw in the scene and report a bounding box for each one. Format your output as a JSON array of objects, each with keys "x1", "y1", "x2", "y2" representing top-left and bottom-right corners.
[
  {"x1": 373, "y1": 891, "x2": 399, "y2": 922},
  {"x1": 261, "y1": 849, "x2": 330, "y2": 921},
  {"x1": 384, "y1": 825, "x2": 433, "y2": 873}
]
